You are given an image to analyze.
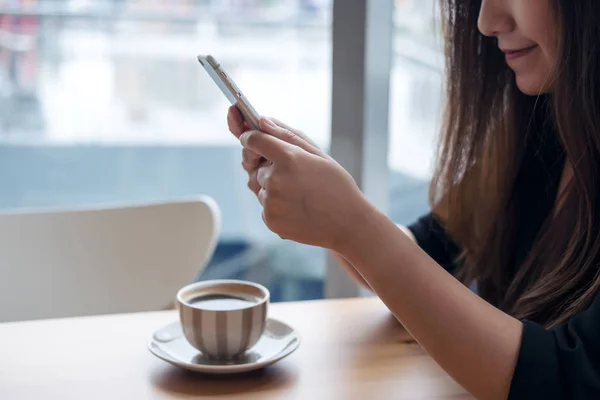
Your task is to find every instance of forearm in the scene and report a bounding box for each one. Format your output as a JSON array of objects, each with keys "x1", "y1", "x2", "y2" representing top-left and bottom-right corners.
[
  {"x1": 337, "y1": 206, "x2": 523, "y2": 400},
  {"x1": 331, "y1": 251, "x2": 372, "y2": 290},
  {"x1": 331, "y1": 224, "x2": 416, "y2": 292}
]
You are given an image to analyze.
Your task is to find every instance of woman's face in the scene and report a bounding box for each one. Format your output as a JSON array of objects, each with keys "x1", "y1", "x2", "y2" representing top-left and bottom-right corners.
[{"x1": 478, "y1": 0, "x2": 557, "y2": 95}]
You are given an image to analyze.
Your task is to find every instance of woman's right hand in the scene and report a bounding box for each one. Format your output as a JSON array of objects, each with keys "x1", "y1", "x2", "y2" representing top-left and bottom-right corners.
[
  {"x1": 227, "y1": 105, "x2": 416, "y2": 290},
  {"x1": 227, "y1": 106, "x2": 318, "y2": 197}
]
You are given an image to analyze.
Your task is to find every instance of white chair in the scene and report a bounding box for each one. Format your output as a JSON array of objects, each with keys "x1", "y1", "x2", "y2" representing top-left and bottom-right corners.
[{"x1": 0, "y1": 197, "x2": 220, "y2": 323}]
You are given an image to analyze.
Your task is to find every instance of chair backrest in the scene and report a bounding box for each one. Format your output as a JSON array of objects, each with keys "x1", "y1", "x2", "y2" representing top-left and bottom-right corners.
[{"x1": 0, "y1": 197, "x2": 220, "y2": 322}]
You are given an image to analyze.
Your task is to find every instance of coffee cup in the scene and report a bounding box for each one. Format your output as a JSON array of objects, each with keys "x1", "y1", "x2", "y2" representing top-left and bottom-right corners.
[{"x1": 177, "y1": 279, "x2": 269, "y2": 359}]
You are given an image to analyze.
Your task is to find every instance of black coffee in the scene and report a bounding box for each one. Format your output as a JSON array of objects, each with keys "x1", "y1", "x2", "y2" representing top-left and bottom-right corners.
[{"x1": 187, "y1": 293, "x2": 256, "y2": 311}]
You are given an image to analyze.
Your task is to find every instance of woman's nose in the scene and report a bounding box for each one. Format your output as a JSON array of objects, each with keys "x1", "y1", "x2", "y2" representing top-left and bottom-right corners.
[{"x1": 478, "y1": 0, "x2": 515, "y2": 37}]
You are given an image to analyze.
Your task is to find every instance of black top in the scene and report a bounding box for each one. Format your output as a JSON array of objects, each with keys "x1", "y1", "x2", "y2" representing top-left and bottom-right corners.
[{"x1": 408, "y1": 103, "x2": 600, "y2": 399}]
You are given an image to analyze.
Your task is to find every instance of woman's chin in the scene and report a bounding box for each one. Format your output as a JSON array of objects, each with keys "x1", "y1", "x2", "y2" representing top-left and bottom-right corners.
[{"x1": 515, "y1": 75, "x2": 553, "y2": 96}]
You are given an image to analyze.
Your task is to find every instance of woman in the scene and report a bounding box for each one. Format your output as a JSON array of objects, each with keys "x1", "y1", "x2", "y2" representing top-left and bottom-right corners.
[{"x1": 228, "y1": 1, "x2": 600, "y2": 399}]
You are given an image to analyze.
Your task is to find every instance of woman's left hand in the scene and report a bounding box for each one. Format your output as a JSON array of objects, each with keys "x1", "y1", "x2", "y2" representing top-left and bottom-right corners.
[{"x1": 239, "y1": 117, "x2": 372, "y2": 251}]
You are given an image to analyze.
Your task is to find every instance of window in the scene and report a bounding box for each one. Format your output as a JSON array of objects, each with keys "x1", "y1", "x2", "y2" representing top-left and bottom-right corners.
[
  {"x1": 0, "y1": 0, "x2": 333, "y2": 302},
  {"x1": 1, "y1": 0, "x2": 444, "y2": 301},
  {"x1": 389, "y1": 0, "x2": 443, "y2": 226}
]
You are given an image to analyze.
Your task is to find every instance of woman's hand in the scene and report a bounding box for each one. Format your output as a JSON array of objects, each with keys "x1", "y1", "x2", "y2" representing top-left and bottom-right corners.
[
  {"x1": 227, "y1": 106, "x2": 318, "y2": 197},
  {"x1": 228, "y1": 106, "x2": 372, "y2": 284},
  {"x1": 234, "y1": 116, "x2": 372, "y2": 251},
  {"x1": 228, "y1": 106, "x2": 418, "y2": 281}
]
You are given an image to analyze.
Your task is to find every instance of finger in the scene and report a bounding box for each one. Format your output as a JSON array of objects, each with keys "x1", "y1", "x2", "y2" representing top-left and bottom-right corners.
[
  {"x1": 242, "y1": 147, "x2": 263, "y2": 170},
  {"x1": 269, "y1": 117, "x2": 318, "y2": 147},
  {"x1": 256, "y1": 163, "x2": 271, "y2": 189},
  {"x1": 242, "y1": 155, "x2": 271, "y2": 175},
  {"x1": 227, "y1": 105, "x2": 247, "y2": 137},
  {"x1": 247, "y1": 169, "x2": 261, "y2": 196},
  {"x1": 259, "y1": 117, "x2": 321, "y2": 155},
  {"x1": 268, "y1": 117, "x2": 301, "y2": 135},
  {"x1": 239, "y1": 130, "x2": 295, "y2": 163},
  {"x1": 258, "y1": 188, "x2": 267, "y2": 207}
]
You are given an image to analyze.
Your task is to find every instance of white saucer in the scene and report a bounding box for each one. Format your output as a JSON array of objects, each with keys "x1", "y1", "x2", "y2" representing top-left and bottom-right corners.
[{"x1": 148, "y1": 318, "x2": 300, "y2": 374}]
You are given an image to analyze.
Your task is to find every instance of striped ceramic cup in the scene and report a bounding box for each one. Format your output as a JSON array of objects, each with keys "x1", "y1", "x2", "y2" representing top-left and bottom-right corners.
[{"x1": 177, "y1": 280, "x2": 269, "y2": 359}]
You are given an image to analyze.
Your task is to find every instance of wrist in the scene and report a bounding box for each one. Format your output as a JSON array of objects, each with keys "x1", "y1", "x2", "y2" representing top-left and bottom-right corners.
[{"x1": 331, "y1": 195, "x2": 391, "y2": 259}]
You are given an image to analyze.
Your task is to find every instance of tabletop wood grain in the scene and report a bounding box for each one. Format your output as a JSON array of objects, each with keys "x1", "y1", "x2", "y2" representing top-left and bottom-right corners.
[{"x1": 0, "y1": 297, "x2": 470, "y2": 399}]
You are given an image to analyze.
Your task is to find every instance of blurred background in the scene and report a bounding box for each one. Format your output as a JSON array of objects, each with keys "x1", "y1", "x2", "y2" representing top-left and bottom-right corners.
[{"x1": 0, "y1": 0, "x2": 443, "y2": 302}]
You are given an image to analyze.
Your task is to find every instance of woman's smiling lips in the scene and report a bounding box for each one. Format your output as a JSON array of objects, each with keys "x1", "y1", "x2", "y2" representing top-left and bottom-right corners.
[{"x1": 502, "y1": 44, "x2": 538, "y2": 61}]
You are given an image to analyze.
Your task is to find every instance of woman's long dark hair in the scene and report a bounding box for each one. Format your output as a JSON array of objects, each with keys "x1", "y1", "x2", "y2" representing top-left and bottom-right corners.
[{"x1": 432, "y1": 0, "x2": 600, "y2": 328}]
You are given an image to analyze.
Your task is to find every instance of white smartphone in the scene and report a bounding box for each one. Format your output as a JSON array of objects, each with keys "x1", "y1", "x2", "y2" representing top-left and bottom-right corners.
[{"x1": 197, "y1": 54, "x2": 260, "y2": 130}]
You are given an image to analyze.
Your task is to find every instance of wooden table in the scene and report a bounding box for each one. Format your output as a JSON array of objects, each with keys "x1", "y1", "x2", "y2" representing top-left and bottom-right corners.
[{"x1": 0, "y1": 298, "x2": 469, "y2": 399}]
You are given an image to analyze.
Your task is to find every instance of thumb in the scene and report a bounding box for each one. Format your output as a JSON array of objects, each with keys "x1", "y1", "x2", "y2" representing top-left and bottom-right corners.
[{"x1": 259, "y1": 117, "x2": 322, "y2": 156}]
